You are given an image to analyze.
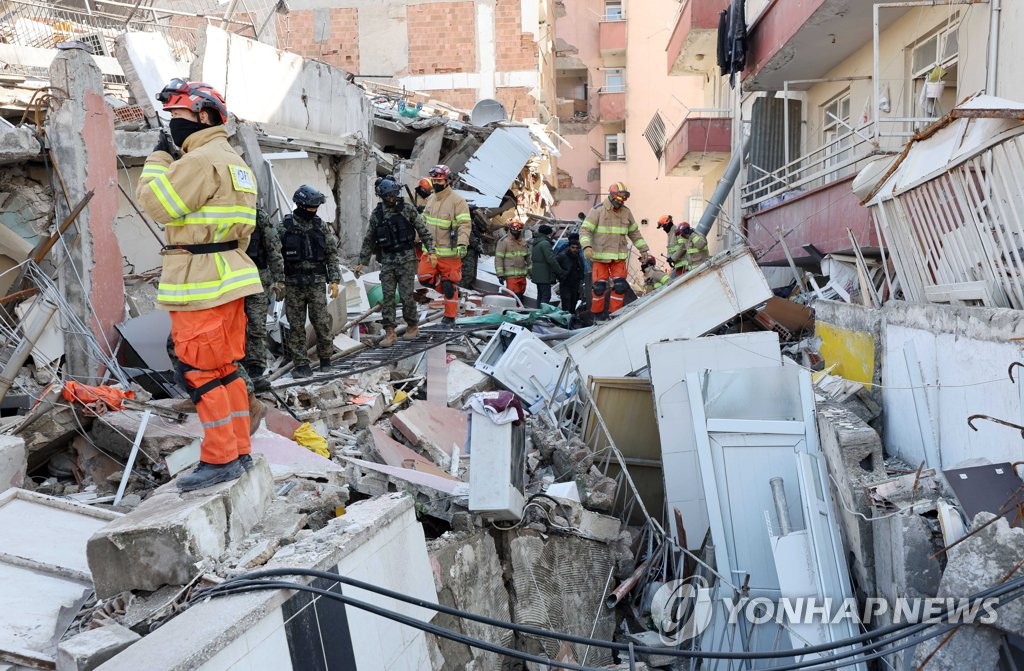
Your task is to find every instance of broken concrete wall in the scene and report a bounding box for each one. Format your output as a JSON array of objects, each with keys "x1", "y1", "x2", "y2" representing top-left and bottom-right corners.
[
  {"x1": 335, "y1": 153, "x2": 375, "y2": 258},
  {"x1": 115, "y1": 167, "x2": 162, "y2": 276},
  {"x1": 879, "y1": 300, "x2": 1024, "y2": 469},
  {"x1": 813, "y1": 299, "x2": 883, "y2": 408},
  {"x1": 427, "y1": 530, "x2": 512, "y2": 670},
  {"x1": 193, "y1": 26, "x2": 371, "y2": 140},
  {"x1": 263, "y1": 155, "x2": 338, "y2": 226}
]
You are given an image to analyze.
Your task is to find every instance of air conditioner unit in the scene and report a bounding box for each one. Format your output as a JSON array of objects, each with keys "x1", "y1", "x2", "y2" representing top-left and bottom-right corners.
[
  {"x1": 467, "y1": 409, "x2": 526, "y2": 521},
  {"x1": 474, "y1": 323, "x2": 566, "y2": 411}
]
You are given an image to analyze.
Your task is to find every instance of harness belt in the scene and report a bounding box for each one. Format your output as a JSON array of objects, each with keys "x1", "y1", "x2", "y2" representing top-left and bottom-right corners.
[
  {"x1": 163, "y1": 241, "x2": 240, "y2": 254},
  {"x1": 186, "y1": 369, "x2": 242, "y2": 404}
]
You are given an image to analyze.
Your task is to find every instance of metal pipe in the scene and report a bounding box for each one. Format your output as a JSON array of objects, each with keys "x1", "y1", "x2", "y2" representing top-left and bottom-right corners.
[
  {"x1": 770, "y1": 477, "x2": 792, "y2": 536},
  {"x1": 988, "y1": 0, "x2": 1002, "y2": 95},
  {"x1": 696, "y1": 134, "x2": 748, "y2": 240},
  {"x1": 0, "y1": 295, "x2": 59, "y2": 403},
  {"x1": 605, "y1": 559, "x2": 652, "y2": 609},
  {"x1": 873, "y1": 4, "x2": 881, "y2": 142}
]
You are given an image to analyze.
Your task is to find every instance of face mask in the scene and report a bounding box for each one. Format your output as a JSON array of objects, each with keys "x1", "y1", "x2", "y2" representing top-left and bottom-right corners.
[
  {"x1": 169, "y1": 117, "x2": 207, "y2": 147},
  {"x1": 432, "y1": 182, "x2": 446, "y2": 193},
  {"x1": 384, "y1": 196, "x2": 398, "y2": 207},
  {"x1": 294, "y1": 206, "x2": 317, "y2": 219},
  {"x1": 681, "y1": 227, "x2": 692, "y2": 237}
]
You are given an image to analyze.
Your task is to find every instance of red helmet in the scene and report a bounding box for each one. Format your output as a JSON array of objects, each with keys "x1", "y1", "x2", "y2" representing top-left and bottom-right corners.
[
  {"x1": 676, "y1": 221, "x2": 691, "y2": 235},
  {"x1": 157, "y1": 79, "x2": 228, "y2": 124},
  {"x1": 507, "y1": 219, "x2": 524, "y2": 232},
  {"x1": 657, "y1": 214, "x2": 673, "y2": 226},
  {"x1": 608, "y1": 182, "x2": 630, "y2": 206},
  {"x1": 429, "y1": 164, "x2": 452, "y2": 186}
]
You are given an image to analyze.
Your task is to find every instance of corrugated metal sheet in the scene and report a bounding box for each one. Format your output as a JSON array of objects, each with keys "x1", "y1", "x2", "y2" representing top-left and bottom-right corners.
[
  {"x1": 460, "y1": 126, "x2": 537, "y2": 200},
  {"x1": 746, "y1": 97, "x2": 801, "y2": 200}
]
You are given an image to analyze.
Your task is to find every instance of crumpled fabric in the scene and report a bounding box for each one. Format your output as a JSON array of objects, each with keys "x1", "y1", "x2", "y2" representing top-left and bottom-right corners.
[
  {"x1": 456, "y1": 302, "x2": 572, "y2": 327},
  {"x1": 464, "y1": 391, "x2": 524, "y2": 425},
  {"x1": 293, "y1": 422, "x2": 330, "y2": 458},
  {"x1": 62, "y1": 381, "x2": 136, "y2": 415}
]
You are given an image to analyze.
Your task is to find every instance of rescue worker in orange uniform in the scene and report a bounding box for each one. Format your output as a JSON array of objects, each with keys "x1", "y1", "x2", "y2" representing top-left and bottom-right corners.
[
  {"x1": 580, "y1": 182, "x2": 650, "y2": 318},
  {"x1": 494, "y1": 219, "x2": 530, "y2": 302},
  {"x1": 138, "y1": 80, "x2": 262, "y2": 492},
  {"x1": 417, "y1": 164, "x2": 471, "y2": 325}
]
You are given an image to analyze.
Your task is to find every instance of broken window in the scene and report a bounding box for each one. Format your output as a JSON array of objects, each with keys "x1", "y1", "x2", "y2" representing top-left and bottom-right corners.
[{"x1": 910, "y1": 21, "x2": 959, "y2": 120}]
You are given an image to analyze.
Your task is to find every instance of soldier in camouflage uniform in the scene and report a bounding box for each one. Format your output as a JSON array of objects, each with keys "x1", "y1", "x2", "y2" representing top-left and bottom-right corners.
[
  {"x1": 459, "y1": 212, "x2": 485, "y2": 290},
  {"x1": 242, "y1": 207, "x2": 285, "y2": 389},
  {"x1": 356, "y1": 178, "x2": 435, "y2": 347},
  {"x1": 279, "y1": 185, "x2": 342, "y2": 378}
]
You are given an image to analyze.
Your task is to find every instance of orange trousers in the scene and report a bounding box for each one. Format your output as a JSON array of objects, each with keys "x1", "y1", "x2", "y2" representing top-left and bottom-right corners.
[
  {"x1": 417, "y1": 255, "x2": 462, "y2": 318},
  {"x1": 591, "y1": 259, "x2": 628, "y2": 315},
  {"x1": 505, "y1": 276, "x2": 527, "y2": 297},
  {"x1": 170, "y1": 298, "x2": 250, "y2": 465}
]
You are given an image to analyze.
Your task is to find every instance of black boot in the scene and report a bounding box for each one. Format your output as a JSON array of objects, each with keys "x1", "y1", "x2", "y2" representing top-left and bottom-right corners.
[
  {"x1": 176, "y1": 460, "x2": 244, "y2": 492},
  {"x1": 293, "y1": 363, "x2": 312, "y2": 378},
  {"x1": 319, "y1": 357, "x2": 333, "y2": 370},
  {"x1": 238, "y1": 454, "x2": 254, "y2": 471},
  {"x1": 441, "y1": 316, "x2": 456, "y2": 327}
]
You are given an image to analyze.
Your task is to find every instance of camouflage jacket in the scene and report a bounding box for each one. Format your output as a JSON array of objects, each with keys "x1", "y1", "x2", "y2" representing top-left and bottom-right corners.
[
  {"x1": 279, "y1": 210, "x2": 342, "y2": 283},
  {"x1": 359, "y1": 198, "x2": 435, "y2": 265}
]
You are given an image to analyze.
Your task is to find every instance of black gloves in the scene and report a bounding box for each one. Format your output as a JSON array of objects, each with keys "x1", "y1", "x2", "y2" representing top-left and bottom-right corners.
[{"x1": 154, "y1": 130, "x2": 179, "y2": 158}]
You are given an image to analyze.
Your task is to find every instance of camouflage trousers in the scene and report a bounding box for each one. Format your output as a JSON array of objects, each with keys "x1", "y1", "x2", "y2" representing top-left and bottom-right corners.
[
  {"x1": 459, "y1": 246, "x2": 479, "y2": 290},
  {"x1": 242, "y1": 273, "x2": 273, "y2": 374},
  {"x1": 379, "y1": 251, "x2": 419, "y2": 327},
  {"x1": 284, "y1": 279, "x2": 333, "y2": 366}
]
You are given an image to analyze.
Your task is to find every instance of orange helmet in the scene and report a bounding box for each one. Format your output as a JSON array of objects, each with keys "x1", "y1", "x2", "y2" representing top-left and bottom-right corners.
[
  {"x1": 507, "y1": 219, "x2": 524, "y2": 232},
  {"x1": 657, "y1": 214, "x2": 673, "y2": 226},
  {"x1": 418, "y1": 177, "x2": 432, "y2": 191},
  {"x1": 157, "y1": 79, "x2": 228, "y2": 124},
  {"x1": 429, "y1": 164, "x2": 452, "y2": 187},
  {"x1": 608, "y1": 182, "x2": 630, "y2": 206}
]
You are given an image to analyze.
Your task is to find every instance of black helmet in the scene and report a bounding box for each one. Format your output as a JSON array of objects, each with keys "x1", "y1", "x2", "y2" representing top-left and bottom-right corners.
[
  {"x1": 293, "y1": 185, "x2": 326, "y2": 207},
  {"x1": 377, "y1": 178, "x2": 401, "y2": 199}
]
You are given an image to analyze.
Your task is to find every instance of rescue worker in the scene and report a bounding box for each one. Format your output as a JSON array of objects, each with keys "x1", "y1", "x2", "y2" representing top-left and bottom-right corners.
[
  {"x1": 642, "y1": 257, "x2": 670, "y2": 291},
  {"x1": 413, "y1": 177, "x2": 433, "y2": 213},
  {"x1": 494, "y1": 219, "x2": 530, "y2": 302},
  {"x1": 138, "y1": 79, "x2": 261, "y2": 492},
  {"x1": 280, "y1": 185, "x2": 342, "y2": 377},
  {"x1": 242, "y1": 207, "x2": 285, "y2": 391},
  {"x1": 355, "y1": 178, "x2": 436, "y2": 347},
  {"x1": 580, "y1": 182, "x2": 650, "y2": 318},
  {"x1": 460, "y1": 213, "x2": 486, "y2": 290},
  {"x1": 530, "y1": 224, "x2": 564, "y2": 306},
  {"x1": 418, "y1": 164, "x2": 471, "y2": 326},
  {"x1": 556, "y1": 233, "x2": 585, "y2": 314},
  {"x1": 658, "y1": 214, "x2": 678, "y2": 260},
  {"x1": 670, "y1": 221, "x2": 709, "y2": 277}
]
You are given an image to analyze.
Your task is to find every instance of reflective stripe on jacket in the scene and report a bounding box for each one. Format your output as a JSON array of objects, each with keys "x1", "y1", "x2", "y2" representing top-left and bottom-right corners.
[
  {"x1": 644, "y1": 266, "x2": 669, "y2": 289},
  {"x1": 138, "y1": 126, "x2": 262, "y2": 311},
  {"x1": 421, "y1": 187, "x2": 471, "y2": 258},
  {"x1": 495, "y1": 235, "x2": 530, "y2": 278},
  {"x1": 671, "y1": 231, "x2": 709, "y2": 269},
  {"x1": 580, "y1": 199, "x2": 649, "y2": 262}
]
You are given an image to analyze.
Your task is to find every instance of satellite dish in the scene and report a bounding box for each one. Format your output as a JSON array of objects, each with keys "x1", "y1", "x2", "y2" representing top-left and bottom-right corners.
[{"x1": 470, "y1": 99, "x2": 508, "y2": 126}]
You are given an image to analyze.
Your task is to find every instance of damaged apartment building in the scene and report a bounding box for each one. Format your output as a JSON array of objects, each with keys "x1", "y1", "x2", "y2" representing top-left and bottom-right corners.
[{"x1": 6, "y1": 1, "x2": 1024, "y2": 671}]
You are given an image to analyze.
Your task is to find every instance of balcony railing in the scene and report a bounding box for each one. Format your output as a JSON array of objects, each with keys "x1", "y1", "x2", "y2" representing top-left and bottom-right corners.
[
  {"x1": 665, "y1": 108, "x2": 732, "y2": 173},
  {"x1": 740, "y1": 118, "x2": 933, "y2": 210},
  {"x1": 599, "y1": 19, "x2": 627, "y2": 58},
  {"x1": 597, "y1": 88, "x2": 626, "y2": 123}
]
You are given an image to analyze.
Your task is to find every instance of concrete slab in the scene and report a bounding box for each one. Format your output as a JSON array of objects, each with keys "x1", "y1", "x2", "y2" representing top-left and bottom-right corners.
[
  {"x1": 343, "y1": 458, "x2": 464, "y2": 496},
  {"x1": 368, "y1": 426, "x2": 458, "y2": 481},
  {"x1": 0, "y1": 125, "x2": 42, "y2": 163},
  {"x1": 57, "y1": 624, "x2": 140, "y2": 671},
  {"x1": 0, "y1": 435, "x2": 25, "y2": 493},
  {"x1": 391, "y1": 402, "x2": 468, "y2": 469},
  {"x1": 91, "y1": 403, "x2": 202, "y2": 462},
  {"x1": 447, "y1": 359, "x2": 492, "y2": 408},
  {"x1": 87, "y1": 458, "x2": 272, "y2": 598},
  {"x1": 250, "y1": 428, "x2": 343, "y2": 481}
]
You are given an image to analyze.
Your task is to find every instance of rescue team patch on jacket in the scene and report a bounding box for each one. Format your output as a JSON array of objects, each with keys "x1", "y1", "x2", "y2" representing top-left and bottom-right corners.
[{"x1": 229, "y1": 165, "x2": 257, "y2": 194}]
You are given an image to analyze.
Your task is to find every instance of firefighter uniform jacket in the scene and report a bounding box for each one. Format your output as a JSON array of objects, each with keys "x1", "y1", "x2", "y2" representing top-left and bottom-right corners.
[
  {"x1": 671, "y1": 231, "x2": 709, "y2": 270},
  {"x1": 138, "y1": 126, "x2": 262, "y2": 311},
  {"x1": 421, "y1": 187, "x2": 471, "y2": 258},
  {"x1": 494, "y1": 234, "x2": 531, "y2": 278},
  {"x1": 580, "y1": 199, "x2": 650, "y2": 262}
]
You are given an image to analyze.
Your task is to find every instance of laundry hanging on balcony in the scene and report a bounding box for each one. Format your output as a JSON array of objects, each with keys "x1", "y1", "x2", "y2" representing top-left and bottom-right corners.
[{"x1": 717, "y1": 0, "x2": 747, "y2": 88}]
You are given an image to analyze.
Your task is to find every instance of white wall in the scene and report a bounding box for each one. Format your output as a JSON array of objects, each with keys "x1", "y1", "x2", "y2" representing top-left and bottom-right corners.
[{"x1": 881, "y1": 303, "x2": 1024, "y2": 469}]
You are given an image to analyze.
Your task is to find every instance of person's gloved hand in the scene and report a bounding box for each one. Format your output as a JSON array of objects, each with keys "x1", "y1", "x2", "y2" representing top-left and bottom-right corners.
[
  {"x1": 428, "y1": 252, "x2": 438, "y2": 267},
  {"x1": 583, "y1": 246, "x2": 594, "y2": 261},
  {"x1": 639, "y1": 251, "x2": 650, "y2": 263},
  {"x1": 154, "y1": 130, "x2": 179, "y2": 158},
  {"x1": 456, "y1": 245, "x2": 467, "y2": 258},
  {"x1": 271, "y1": 282, "x2": 285, "y2": 300},
  {"x1": 329, "y1": 282, "x2": 340, "y2": 299},
  {"x1": 497, "y1": 276, "x2": 505, "y2": 285},
  {"x1": 353, "y1": 265, "x2": 364, "y2": 278}
]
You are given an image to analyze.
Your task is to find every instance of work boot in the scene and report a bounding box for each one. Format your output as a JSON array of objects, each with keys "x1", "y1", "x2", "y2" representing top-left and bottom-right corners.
[
  {"x1": 441, "y1": 316, "x2": 456, "y2": 327},
  {"x1": 238, "y1": 454, "x2": 254, "y2": 471},
  {"x1": 403, "y1": 322, "x2": 419, "y2": 340},
  {"x1": 380, "y1": 326, "x2": 398, "y2": 348},
  {"x1": 319, "y1": 357, "x2": 333, "y2": 371},
  {"x1": 293, "y1": 363, "x2": 312, "y2": 378},
  {"x1": 248, "y1": 391, "x2": 265, "y2": 435},
  {"x1": 252, "y1": 376, "x2": 271, "y2": 393},
  {"x1": 176, "y1": 460, "x2": 244, "y2": 492}
]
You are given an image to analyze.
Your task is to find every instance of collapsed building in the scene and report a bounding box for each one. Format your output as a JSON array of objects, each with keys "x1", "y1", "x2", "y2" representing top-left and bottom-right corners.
[{"x1": 4, "y1": 2, "x2": 1024, "y2": 671}]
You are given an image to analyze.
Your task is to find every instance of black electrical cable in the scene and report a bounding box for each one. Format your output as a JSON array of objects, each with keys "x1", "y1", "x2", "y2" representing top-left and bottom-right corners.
[
  {"x1": 198, "y1": 566, "x2": 1024, "y2": 667},
  {"x1": 199, "y1": 579, "x2": 611, "y2": 671}
]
